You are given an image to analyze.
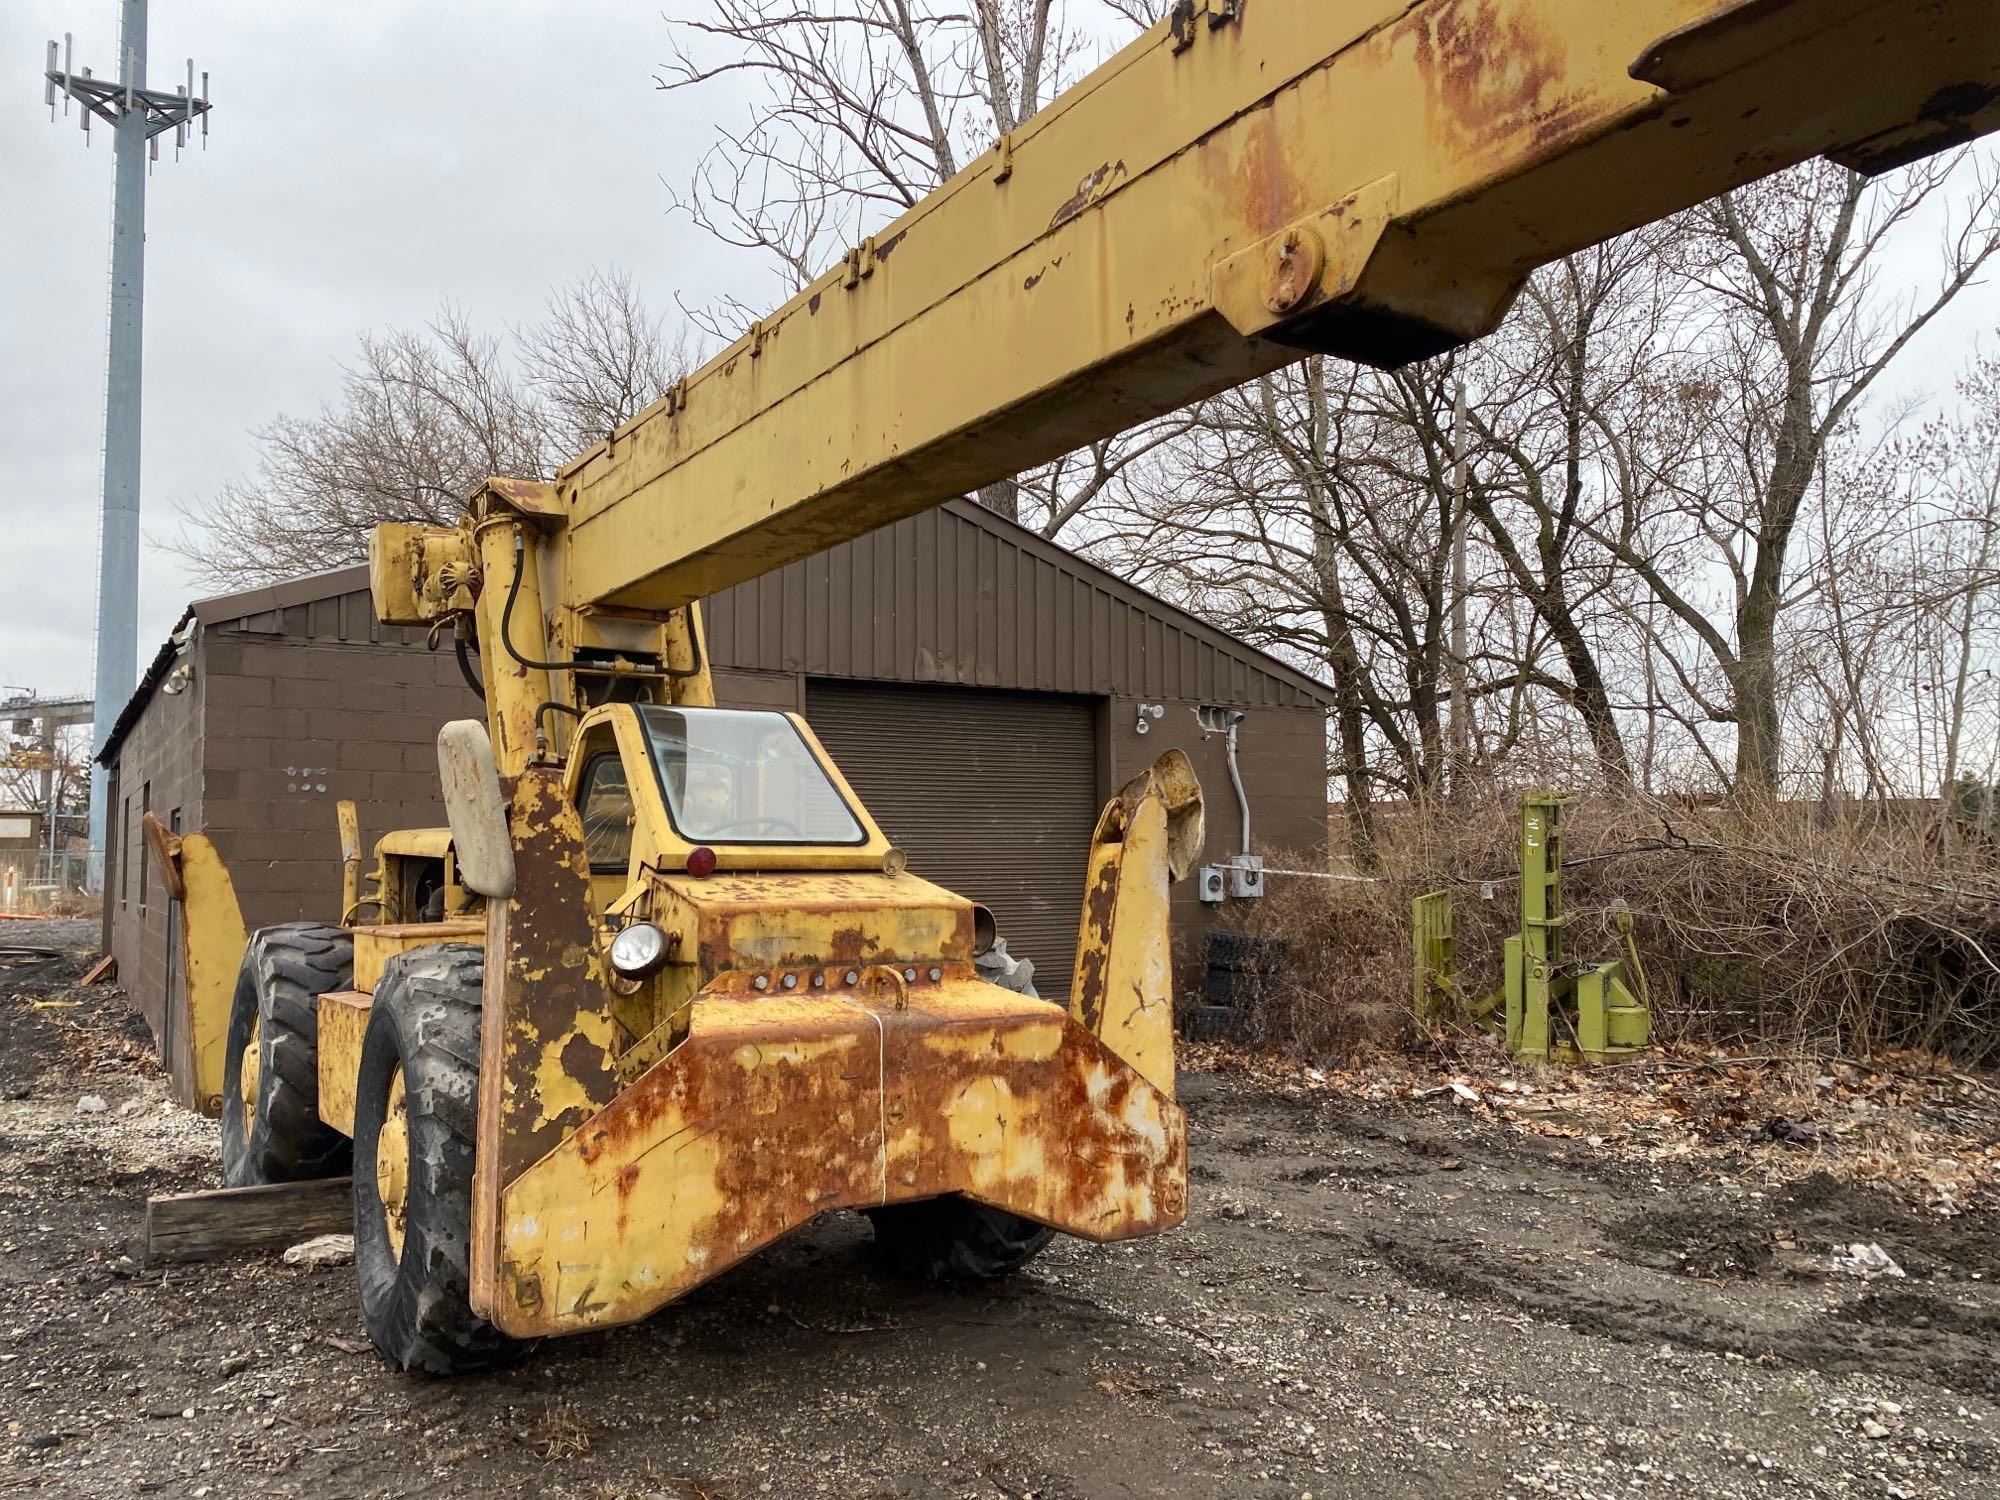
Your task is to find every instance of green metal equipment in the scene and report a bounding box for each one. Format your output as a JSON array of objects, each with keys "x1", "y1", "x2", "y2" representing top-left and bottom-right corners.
[{"x1": 1413, "y1": 793, "x2": 1651, "y2": 1064}]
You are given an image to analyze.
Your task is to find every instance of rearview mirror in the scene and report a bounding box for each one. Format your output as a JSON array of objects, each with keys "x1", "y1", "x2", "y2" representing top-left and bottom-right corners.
[{"x1": 437, "y1": 720, "x2": 515, "y2": 900}]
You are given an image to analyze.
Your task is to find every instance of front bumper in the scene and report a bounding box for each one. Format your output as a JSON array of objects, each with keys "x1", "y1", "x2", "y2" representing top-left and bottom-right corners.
[{"x1": 478, "y1": 968, "x2": 1187, "y2": 1338}]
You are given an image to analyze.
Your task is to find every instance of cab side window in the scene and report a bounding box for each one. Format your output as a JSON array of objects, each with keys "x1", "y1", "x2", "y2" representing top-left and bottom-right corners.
[{"x1": 578, "y1": 753, "x2": 635, "y2": 873}]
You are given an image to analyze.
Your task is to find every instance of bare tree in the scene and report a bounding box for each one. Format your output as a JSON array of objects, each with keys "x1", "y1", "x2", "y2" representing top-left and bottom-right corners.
[
  {"x1": 0, "y1": 724, "x2": 90, "y2": 828},
  {"x1": 1097, "y1": 355, "x2": 1529, "y2": 861},
  {"x1": 1590, "y1": 154, "x2": 2000, "y2": 795},
  {"x1": 520, "y1": 267, "x2": 688, "y2": 453},
  {"x1": 659, "y1": 0, "x2": 1168, "y2": 537},
  {"x1": 1929, "y1": 347, "x2": 2000, "y2": 799},
  {"x1": 1461, "y1": 234, "x2": 1691, "y2": 791},
  {"x1": 168, "y1": 271, "x2": 686, "y2": 591}
]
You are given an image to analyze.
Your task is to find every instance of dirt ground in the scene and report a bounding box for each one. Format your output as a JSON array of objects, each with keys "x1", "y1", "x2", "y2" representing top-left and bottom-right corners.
[{"x1": 3, "y1": 919, "x2": 1998, "y2": 1500}]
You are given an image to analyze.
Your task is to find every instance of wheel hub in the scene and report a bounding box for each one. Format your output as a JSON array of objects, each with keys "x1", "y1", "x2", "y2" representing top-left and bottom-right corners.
[
  {"x1": 376, "y1": 1070, "x2": 410, "y2": 1261},
  {"x1": 239, "y1": 1015, "x2": 261, "y2": 1132}
]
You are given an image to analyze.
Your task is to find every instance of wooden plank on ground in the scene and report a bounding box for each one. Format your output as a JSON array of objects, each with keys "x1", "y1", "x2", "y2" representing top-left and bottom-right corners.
[
  {"x1": 144, "y1": 1177, "x2": 353, "y2": 1265},
  {"x1": 81, "y1": 954, "x2": 117, "y2": 985}
]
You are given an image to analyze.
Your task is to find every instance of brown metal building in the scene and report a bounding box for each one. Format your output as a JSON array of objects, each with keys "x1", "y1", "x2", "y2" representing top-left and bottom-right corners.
[{"x1": 101, "y1": 498, "x2": 1330, "y2": 1047}]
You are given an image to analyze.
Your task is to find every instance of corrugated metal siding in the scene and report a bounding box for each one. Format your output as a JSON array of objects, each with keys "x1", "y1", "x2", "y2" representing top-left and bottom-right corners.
[
  {"x1": 183, "y1": 509, "x2": 1331, "y2": 713},
  {"x1": 707, "y1": 502, "x2": 1328, "y2": 709},
  {"x1": 804, "y1": 680, "x2": 1097, "y2": 1004}
]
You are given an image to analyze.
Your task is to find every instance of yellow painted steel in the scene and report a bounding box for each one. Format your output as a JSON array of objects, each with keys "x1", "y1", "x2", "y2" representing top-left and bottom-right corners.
[
  {"x1": 314, "y1": 990, "x2": 372, "y2": 1137},
  {"x1": 143, "y1": 813, "x2": 251, "y2": 1115},
  {"x1": 239, "y1": 1015, "x2": 261, "y2": 1131},
  {"x1": 337, "y1": 800, "x2": 363, "y2": 926},
  {"x1": 351, "y1": 921, "x2": 484, "y2": 995},
  {"x1": 524, "y1": 0, "x2": 2000, "y2": 614},
  {"x1": 483, "y1": 972, "x2": 1186, "y2": 1338},
  {"x1": 1072, "y1": 752, "x2": 1205, "y2": 1097},
  {"x1": 653, "y1": 868, "x2": 974, "y2": 973},
  {"x1": 377, "y1": 1071, "x2": 410, "y2": 1261},
  {"x1": 472, "y1": 515, "x2": 556, "y2": 778},
  {"x1": 372, "y1": 828, "x2": 453, "y2": 862}
]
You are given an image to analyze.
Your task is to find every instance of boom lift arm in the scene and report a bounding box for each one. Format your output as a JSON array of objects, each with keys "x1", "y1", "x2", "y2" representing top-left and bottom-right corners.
[{"x1": 380, "y1": 0, "x2": 2000, "y2": 700}]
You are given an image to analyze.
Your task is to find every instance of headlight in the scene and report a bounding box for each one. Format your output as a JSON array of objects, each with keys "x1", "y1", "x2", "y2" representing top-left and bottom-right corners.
[{"x1": 609, "y1": 922, "x2": 671, "y2": 980}]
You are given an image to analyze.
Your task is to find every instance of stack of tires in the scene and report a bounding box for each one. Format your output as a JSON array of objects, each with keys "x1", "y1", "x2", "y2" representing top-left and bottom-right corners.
[{"x1": 1178, "y1": 930, "x2": 1288, "y2": 1042}]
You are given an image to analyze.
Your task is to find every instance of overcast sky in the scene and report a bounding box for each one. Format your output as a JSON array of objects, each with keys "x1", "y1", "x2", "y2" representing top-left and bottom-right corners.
[
  {"x1": 2, "y1": 1, "x2": 1997, "y2": 715},
  {"x1": 1, "y1": 0, "x2": 766, "y2": 705}
]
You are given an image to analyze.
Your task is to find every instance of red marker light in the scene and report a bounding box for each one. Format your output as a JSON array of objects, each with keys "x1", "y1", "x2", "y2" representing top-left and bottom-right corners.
[{"x1": 685, "y1": 846, "x2": 718, "y2": 878}]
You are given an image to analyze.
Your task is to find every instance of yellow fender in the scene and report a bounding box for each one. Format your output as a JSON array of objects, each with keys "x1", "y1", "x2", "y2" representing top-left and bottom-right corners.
[
  {"x1": 1070, "y1": 750, "x2": 1204, "y2": 1099},
  {"x1": 143, "y1": 812, "x2": 250, "y2": 1114}
]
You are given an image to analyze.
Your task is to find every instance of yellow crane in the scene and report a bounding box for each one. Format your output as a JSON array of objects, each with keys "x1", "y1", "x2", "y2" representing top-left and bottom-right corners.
[{"x1": 150, "y1": 0, "x2": 1999, "y2": 1372}]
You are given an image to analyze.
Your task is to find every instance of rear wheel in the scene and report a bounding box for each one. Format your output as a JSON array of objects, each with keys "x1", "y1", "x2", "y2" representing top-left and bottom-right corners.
[
  {"x1": 220, "y1": 924, "x2": 353, "y2": 1187},
  {"x1": 867, "y1": 1196, "x2": 1055, "y2": 1283},
  {"x1": 352, "y1": 945, "x2": 524, "y2": 1374}
]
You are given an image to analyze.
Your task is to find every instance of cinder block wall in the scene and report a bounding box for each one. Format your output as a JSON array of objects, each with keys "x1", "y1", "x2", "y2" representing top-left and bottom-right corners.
[{"x1": 199, "y1": 633, "x2": 484, "y2": 934}]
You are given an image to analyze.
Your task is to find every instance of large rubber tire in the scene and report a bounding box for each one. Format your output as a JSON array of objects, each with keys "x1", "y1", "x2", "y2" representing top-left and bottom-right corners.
[
  {"x1": 352, "y1": 945, "x2": 524, "y2": 1375},
  {"x1": 220, "y1": 923, "x2": 354, "y2": 1188},
  {"x1": 867, "y1": 1196, "x2": 1056, "y2": 1283}
]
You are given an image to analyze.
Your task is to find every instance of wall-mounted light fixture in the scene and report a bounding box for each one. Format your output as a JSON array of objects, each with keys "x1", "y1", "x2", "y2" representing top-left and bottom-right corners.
[{"x1": 1134, "y1": 703, "x2": 1164, "y2": 735}]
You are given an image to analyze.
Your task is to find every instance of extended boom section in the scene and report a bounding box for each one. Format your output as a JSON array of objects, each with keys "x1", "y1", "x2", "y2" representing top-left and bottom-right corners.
[{"x1": 546, "y1": 0, "x2": 2000, "y2": 613}]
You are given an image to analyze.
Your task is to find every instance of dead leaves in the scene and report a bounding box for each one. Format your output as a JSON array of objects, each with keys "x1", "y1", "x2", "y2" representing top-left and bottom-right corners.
[{"x1": 1186, "y1": 1039, "x2": 2000, "y2": 1216}]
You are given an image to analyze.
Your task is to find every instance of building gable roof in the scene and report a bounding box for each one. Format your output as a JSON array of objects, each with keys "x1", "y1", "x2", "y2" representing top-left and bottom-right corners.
[{"x1": 103, "y1": 504, "x2": 1330, "y2": 763}]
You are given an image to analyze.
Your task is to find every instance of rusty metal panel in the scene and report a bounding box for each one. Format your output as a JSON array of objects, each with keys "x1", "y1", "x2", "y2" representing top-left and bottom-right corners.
[
  {"x1": 315, "y1": 990, "x2": 370, "y2": 1136},
  {"x1": 552, "y1": 0, "x2": 2000, "y2": 615},
  {"x1": 146, "y1": 822, "x2": 248, "y2": 1114},
  {"x1": 1071, "y1": 751, "x2": 1203, "y2": 1097},
  {"x1": 663, "y1": 869, "x2": 978, "y2": 974},
  {"x1": 482, "y1": 771, "x2": 620, "y2": 1186},
  {"x1": 487, "y1": 973, "x2": 1187, "y2": 1338}
]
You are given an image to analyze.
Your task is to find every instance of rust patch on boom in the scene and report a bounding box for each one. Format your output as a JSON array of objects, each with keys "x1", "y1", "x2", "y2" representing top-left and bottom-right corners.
[
  {"x1": 1404, "y1": 0, "x2": 1602, "y2": 159},
  {"x1": 1050, "y1": 161, "x2": 1129, "y2": 231}
]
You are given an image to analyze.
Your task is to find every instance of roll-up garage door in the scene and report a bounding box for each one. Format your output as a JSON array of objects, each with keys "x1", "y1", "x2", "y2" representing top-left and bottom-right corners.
[{"x1": 802, "y1": 680, "x2": 1099, "y2": 1004}]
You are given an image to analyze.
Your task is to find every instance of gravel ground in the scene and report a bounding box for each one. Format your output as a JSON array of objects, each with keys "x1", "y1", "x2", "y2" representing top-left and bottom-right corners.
[{"x1": 2, "y1": 919, "x2": 1996, "y2": 1499}]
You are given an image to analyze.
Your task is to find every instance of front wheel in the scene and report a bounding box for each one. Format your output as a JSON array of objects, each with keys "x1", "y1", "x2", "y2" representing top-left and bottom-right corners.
[
  {"x1": 220, "y1": 924, "x2": 353, "y2": 1187},
  {"x1": 351, "y1": 945, "x2": 524, "y2": 1375},
  {"x1": 867, "y1": 1196, "x2": 1055, "y2": 1283}
]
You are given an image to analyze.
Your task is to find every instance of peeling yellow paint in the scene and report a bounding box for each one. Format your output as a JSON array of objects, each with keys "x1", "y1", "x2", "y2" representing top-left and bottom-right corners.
[
  {"x1": 531, "y1": 1011, "x2": 621, "y2": 1131},
  {"x1": 141, "y1": 818, "x2": 250, "y2": 1114}
]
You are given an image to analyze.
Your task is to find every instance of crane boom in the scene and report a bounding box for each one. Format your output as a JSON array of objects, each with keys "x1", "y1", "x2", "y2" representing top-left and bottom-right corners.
[
  {"x1": 371, "y1": 0, "x2": 2000, "y2": 776},
  {"x1": 551, "y1": 0, "x2": 1999, "y2": 613}
]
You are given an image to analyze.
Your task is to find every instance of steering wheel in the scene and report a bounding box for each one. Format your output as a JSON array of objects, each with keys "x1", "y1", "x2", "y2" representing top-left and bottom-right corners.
[{"x1": 703, "y1": 816, "x2": 806, "y2": 839}]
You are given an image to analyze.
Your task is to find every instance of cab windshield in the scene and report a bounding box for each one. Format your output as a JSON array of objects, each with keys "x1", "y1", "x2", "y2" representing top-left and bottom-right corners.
[{"x1": 635, "y1": 706, "x2": 866, "y2": 846}]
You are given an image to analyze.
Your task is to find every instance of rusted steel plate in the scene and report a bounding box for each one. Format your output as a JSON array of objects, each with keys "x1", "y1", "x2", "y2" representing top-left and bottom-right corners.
[
  {"x1": 1072, "y1": 751, "x2": 1202, "y2": 1097},
  {"x1": 485, "y1": 968, "x2": 1186, "y2": 1338},
  {"x1": 658, "y1": 870, "x2": 978, "y2": 974},
  {"x1": 315, "y1": 990, "x2": 371, "y2": 1137},
  {"x1": 144, "y1": 821, "x2": 249, "y2": 1115},
  {"x1": 483, "y1": 769, "x2": 620, "y2": 1186},
  {"x1": 546, "y1": 0, "x2": 2000, "y2": 613}
]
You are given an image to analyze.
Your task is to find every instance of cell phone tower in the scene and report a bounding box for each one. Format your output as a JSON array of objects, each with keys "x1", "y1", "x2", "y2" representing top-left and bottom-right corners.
[{"x1": 42, "y1": 1, "x2": 212, "y2": 889}]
